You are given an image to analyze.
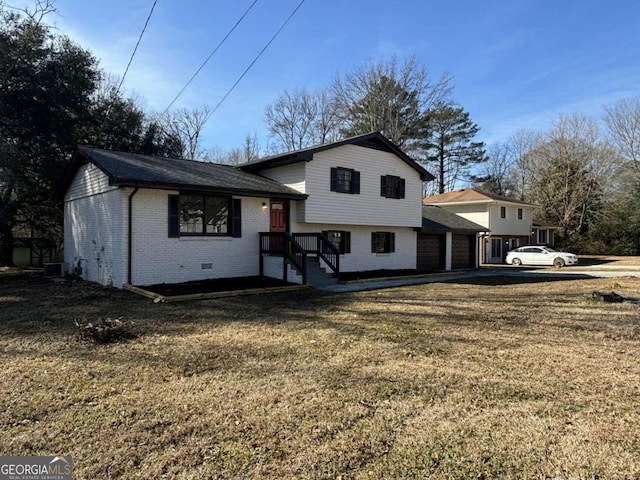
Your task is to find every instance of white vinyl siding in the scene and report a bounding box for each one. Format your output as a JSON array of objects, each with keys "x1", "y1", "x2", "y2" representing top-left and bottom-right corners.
[
  {"x1": 435, "y1": 202, "x2": 533, "y2": 237},
  {"x1": 488, "y1": 204, "x2": 533, "y2": 236},
  {"x1": 64, "y1": 163, "x2": 116, "y2": 201},
  {"x1": 434, "y1": 204, "x2": 489, "y2": 229},
  {"x1": 302, "y1": 145, "x2": 423, "y2": 227},
  {"x1": 259, "y1": 162, "x2": 306, "y2": 194}
]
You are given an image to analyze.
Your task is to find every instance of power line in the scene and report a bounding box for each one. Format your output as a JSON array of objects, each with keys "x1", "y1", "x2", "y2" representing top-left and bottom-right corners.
[
  {"x1": 116, "y1": 0, "x2": 159, "y2": 96},
  {"x1": 96, "y1": 0, "x2": 158, "y2": 179},
  {"x1": 161, "y1": 0, "x2": 260, "y2": 116},
  {"x1": 203, "y1": 0, "x2": 305, "y2": 126}
]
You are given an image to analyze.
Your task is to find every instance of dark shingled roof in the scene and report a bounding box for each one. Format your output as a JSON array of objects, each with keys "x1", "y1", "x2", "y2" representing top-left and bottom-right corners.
[
  {"x1": 421, "y1": 205, "x2": 487, "y2": 233},
  {"x1": 61, "y1": 146, "x2": 307, "y2": 199},
  {"x1": 241, "y1": 131, "x2": 435, "y2": 182}
]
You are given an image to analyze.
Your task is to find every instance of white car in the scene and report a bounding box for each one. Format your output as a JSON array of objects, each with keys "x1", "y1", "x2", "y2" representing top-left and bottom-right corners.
[{"x1": 505, "y1": 246, "x2": 578, "y2": 267}]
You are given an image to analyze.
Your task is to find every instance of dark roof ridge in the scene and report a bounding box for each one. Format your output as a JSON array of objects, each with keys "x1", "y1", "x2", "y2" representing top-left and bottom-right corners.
[
  {"x1": 240, "y1": 131, "x2": 434, "y2": 182},
  {"x1": 58, "y1": 146, "x2": 307, "y2": 200},
  {"x1": 76, "y1": 145, "x2": 234, "y2": 167}
]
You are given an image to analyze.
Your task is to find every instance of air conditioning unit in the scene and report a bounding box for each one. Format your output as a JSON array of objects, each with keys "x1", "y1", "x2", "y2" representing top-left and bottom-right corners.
[{"x1": 43, "y1": 262, "x2": 66, "y2": 278}]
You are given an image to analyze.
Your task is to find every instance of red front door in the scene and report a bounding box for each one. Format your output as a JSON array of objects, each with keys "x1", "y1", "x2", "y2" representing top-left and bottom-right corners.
[{"x1": 269, "y1": 200, "x2": 287, "y2": 252}]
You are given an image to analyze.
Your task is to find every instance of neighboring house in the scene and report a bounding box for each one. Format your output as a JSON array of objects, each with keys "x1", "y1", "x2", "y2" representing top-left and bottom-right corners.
[
  {"x1": 423, "y1": 189, "x2": 537, "y2": 264},
  {"x1": 418, "y1": 206, "x2": 486, "y2": 270},
  {"x1": 61, "y1": 132, "x2": 433, "y2": 288},
  {"x1": 531, "y1": 220, "x2": 558, "y2": 246}
]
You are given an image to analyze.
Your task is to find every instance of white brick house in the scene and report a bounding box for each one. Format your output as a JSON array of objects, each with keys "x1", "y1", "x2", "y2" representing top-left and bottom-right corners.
[{"x1": 61, "y1": 133, "x2": 434, "y2": 288}]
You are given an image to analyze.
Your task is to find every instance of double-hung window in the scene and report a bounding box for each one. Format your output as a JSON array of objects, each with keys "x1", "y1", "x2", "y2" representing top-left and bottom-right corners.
[
  {"x1": 168, "y1": 194, "x2": 241, "y2": 237},
  {"x1": 330, "y1": 167, "x2": 360, "y2": 194},
  {"x1": 380, "y1": 175, "x2": 405, "y2": 199},
  {"x1": 371, "y1": 232, "x2": 395, "y2": 254},
  {"x1": 323, "y1": 230, "x2": 351, "y2": 254},
  {"x1": 500, "y1": 206, "x2": 506, "y2": 219},
  {"x1": 517, "y1": 208, "x2": 523, "y2": 220}
]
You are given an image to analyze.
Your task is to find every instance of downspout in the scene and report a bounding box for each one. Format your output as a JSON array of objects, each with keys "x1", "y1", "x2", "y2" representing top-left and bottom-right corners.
[{"x1": 127, "y1": 185, "x2": 139, "y2": 285}]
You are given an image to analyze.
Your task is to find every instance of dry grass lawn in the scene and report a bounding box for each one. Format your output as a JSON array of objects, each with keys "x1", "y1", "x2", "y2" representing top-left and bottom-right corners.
[{"x1": 2, "y1": 272, "x2": 640, "y2": 479}]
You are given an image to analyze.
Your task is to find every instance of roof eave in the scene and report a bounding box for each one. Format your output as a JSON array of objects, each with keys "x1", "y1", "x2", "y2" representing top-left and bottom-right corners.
[
  {"x1": 424, "y1": 199, "x2": 492, "y2": 206},
  {"x1": 111, "y1": 178, "x2": 307, "y2": 200},
  {"x1": 241, "y1": 132, "x2": 434, "y2": 180},
  {"x1": 241, "y1": 152, "x2": 313, "y2": 171}
]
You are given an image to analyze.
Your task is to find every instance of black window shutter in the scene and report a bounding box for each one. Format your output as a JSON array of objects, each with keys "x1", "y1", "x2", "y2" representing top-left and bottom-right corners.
[
  {"x1": 380, "y1": 176, "x2": 387, "y2": 197},
  {"x1": 398, "y1": 178, "x2": 406, "y2": 199},
  {"x1": 344, "y1": 231, "x2": 351, "y2": 254},
  {"x1": 168, "y1": 195, "x2": 180, "y2": 237},
  {"x1": 352, "y1": 171, "x2": 360, "y2": 194},
  {"x1": 390, "y1": 232, "x2": 396, "y2": 253},
  {"x1": 371, "y1": 232, "x2": 377, "y2": 253},
  {"x1": 330, "y1": 168, "x2": 337, "y2": 191},
  {"x1": 232, "y1": 198, "x2": 242, "y2": 237}
]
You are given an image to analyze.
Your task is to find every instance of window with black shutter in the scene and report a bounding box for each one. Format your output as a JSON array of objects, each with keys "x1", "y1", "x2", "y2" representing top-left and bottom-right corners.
[
  {"x1": 323, "y1": 230, "x2": 351, "y2": 254},
  {"x1": 380, "y1": 175, "x2": 405, "y2": 199},
  {"x1": 371, "y1": 232, "x2": 395, "y2": 253},
  {"x1": 168, "y1": 193, "x2": 240, "y2": 237},
  {"x1": 330, "y1": 167, "x2": 360, "y2": 194}
]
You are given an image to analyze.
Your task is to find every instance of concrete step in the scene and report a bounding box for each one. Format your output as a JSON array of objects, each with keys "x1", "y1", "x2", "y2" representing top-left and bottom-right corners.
[{"x1": 305, "y1": 257, "x2": 338, "y2": 287}]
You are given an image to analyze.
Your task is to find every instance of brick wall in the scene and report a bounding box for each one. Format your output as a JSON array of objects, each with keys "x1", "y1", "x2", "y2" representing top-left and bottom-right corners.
[
  {"x1": 64, "y1": 165, "x2": 126, "y2": 287},
  {"x1": 130, "y1": 190, "x2": 270, "y2": 286}
]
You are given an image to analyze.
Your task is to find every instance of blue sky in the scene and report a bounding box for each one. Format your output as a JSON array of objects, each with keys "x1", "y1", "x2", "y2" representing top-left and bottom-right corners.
[{"x1": 15, "y1": 0, "x2": 640, "y2": 153}]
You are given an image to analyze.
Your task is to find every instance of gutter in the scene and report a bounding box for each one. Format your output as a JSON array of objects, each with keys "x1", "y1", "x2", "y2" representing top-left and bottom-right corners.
[{"x1": 127, "y1": 185, "x2": 139, "y2": 285}]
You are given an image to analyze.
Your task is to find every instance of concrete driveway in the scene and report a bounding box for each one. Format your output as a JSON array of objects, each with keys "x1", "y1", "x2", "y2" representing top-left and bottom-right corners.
[
  {"x1": 320, "y1": 256, "x2": 640, "y2": 293},
  {"x1": 489, "y1": 255, "x2": 640, "y2": 278}
]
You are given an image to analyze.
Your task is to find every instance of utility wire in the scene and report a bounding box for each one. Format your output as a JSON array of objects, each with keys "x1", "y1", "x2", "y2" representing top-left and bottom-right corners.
[
  {"x1": 115, "y1": 0, "x2": 159, "y2": 96},
  {"x1": 161, "y1": 0, "x2": 260, "y2": 116},
  {"x1": 102, "y1": 0, "x2": 158, "y2": 178},
  {"x1": 203, "y1": 0, "x2": 305, "y2": 126}
]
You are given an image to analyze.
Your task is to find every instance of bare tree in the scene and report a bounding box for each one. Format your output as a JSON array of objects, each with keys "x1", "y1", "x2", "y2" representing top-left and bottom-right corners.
[
  {"x1": 201, "y1": 145, "x2": 227, "y2": 164},
  {"x1": 505, "y1": 129, "x2": 541, "y2": 201},
  {"x1": 604, "y1": 97, "x2": 640, "y2": 174},
  {"x1": 265, "y1": 88, "x2": 338, "y2": 152},
  {"x1": 203, "y1": 133, "x2": 262, "y2": 166},
  {"x1": 313, "y1": 89, "x2": 340, "y2": 145},
  {"x1": 526, "y1": 114, "x2": 617, "y2": 240},
  {"x1": 5, "y1": 0, "x2": 56, "y2": 25},
  {"x1": 159, "y1": 106, "x2": 212, "y2": 160},
  {"x1": 469, "y1": 142, "x2": 516, "y2": 196}
]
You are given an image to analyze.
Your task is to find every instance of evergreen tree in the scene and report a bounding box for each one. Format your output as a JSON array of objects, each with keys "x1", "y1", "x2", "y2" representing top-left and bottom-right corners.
[
  {"x1": 331, "y1": 56, "x2": 451, "y2": 149},
  {"x1": 337, "y1": 74, "x2": 422, "y2": 147},
  {"x1": 0, "y1": 5, "x2": 99, "y2": 264},
  {"x1": 0, "y1": 4, "x2": 182, "y2": 265},
  {"x1": 422, "y1": 102, "x2": 486, "y2": 194}
]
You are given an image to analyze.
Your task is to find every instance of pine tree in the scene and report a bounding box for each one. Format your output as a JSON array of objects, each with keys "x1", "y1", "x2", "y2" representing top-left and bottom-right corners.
[{"x1": 422, "y1": 102, "x2": 486, "y2": 194}]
